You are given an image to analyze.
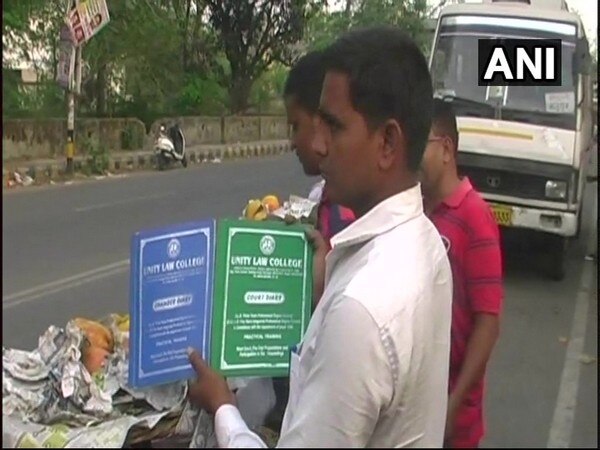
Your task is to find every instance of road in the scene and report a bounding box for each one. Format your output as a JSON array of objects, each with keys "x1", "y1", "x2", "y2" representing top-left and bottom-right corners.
[{"x1": 2, "y1": 153, "x2": 597, "y2": 448}]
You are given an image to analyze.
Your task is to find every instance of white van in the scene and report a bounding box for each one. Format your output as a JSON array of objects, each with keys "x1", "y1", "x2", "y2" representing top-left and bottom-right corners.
[{"x1": 429, "y1": 0, "x2": 595, "y2": 280}]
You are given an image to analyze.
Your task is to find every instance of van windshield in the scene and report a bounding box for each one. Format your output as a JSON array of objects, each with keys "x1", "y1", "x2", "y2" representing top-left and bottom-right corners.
[{"x1": 431, "y1": 14, "x2": 578, "y2": 130}]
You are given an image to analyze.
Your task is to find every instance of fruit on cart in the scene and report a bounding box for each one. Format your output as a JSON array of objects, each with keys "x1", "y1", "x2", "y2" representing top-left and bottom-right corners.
[
  {"x1": 111, "y1": 313, "x2": 130, "y2": 332},
  {"x1": 73, "y1": 318, "x2": 114, "y2": 353},
  {"x1": 81, "y1": 339, "x2": 111, "y2": 374},
  {"x1": 261, "y1": 195, "x2": 280, "y2": 213},
  {"x1": 243, "y1": 199, "x2": 268, "y2": 221}
]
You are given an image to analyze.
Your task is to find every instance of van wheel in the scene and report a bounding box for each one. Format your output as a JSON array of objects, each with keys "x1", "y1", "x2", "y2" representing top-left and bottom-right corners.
[
  {"x1": 575, "y1": 211, "x2": 582, "y2": 240},
  {"x1": 545, "y1": 235, "x2": 568, "y2": 281}
]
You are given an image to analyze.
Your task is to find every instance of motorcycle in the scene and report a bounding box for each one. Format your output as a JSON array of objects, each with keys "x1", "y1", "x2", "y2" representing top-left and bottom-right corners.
[{"x1": 154, "y1": 123, "x2": 188, "y2": 170}]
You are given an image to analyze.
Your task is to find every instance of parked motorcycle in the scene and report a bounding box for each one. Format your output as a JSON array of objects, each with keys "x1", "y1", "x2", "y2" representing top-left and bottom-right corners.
[{"x1": 154, "y1": 123, "x2": 188, "y2": 170}]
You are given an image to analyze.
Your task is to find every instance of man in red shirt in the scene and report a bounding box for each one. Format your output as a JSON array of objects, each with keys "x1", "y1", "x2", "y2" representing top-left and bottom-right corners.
[{"x1": 420, "y1": 98, "x2": 504, "y2": 448}]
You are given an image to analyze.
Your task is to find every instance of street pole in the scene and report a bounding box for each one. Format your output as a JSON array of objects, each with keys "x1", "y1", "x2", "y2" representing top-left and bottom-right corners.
[
  {"x1": 66, "y1": 90, "x2": 75, "y2": 174},
  {"x1": 66, "y1": 0, "x2": 80, "y2": 175}
]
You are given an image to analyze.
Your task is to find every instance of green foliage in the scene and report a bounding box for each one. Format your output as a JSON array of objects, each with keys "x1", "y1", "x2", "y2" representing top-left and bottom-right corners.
[
  {"x1": 249, "y1": 63, "x2": 288, "y2": 113},
  {"x1": 81, "y1": 135, "x2": 109, "y2": 175},
  {"x1": 120, "y1": 123, "x2": 144, "y2": 151},
  {"x1": 205, "y1": 0, "x2": 321, "y2": 112},
  {"x1": 2, "y1": 0, "x2": 431, "y2": 119},
  {"x1": 2, "y1": 0, "x2": 49, "y2": 32},
  {"x1": 305, "y1": 0, "x2": 429, "y2": 52},
  {"x1": 304, "y1": 10, "x2": 350, "y2": 51},
  {"x1": 176, "y1": 74, "x2": 228, "y2": 116}
]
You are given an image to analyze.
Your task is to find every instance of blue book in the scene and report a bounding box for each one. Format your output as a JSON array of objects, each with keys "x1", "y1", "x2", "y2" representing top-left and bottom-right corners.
[{"x1": 129, "y1": 220, "x2": 215, "y2": 388}]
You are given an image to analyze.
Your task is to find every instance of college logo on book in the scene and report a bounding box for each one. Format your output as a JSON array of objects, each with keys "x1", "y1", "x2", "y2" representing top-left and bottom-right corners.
[
  {"x1": 478, "y1": 39, "x2": 562, "y2": 86},
  {"x1": 167, "y1": 238, "x2": 181, "y2": 259},
  {"x1": 259, "y1": 235, "x2": 276, "y2": 256}
]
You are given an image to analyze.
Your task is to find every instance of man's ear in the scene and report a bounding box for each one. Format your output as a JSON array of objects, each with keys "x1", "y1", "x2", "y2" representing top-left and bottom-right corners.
[
  {"x1": 442, "y1": 137, "x2": 455, "y2": 164},
  {"x1": 380, "y1": 119, "x2": 404, "y2": 170}
]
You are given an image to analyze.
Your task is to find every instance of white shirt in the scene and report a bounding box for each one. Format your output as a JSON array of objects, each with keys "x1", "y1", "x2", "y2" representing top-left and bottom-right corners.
[
  {"x1": 307, "y1": 179, "x2": 325, "y2": 203},
  {"x1": 214, "y1": 184, "x2": 453, "y2": 448}
]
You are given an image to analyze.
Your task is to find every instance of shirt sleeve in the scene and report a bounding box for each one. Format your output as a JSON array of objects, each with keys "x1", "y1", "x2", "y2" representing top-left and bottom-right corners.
[
  {"x1": 465, "y1": 207, "x2": 504, "y2": 315},
  {"x1": 214, "y1": 298, "x2": 393, "y2": 448},
  {"x1": 214, "y1": 404, "x2": 268, "y2": 448},
  {"x1": 276, "y1": 296, "x2": 393, "y2": 447}
]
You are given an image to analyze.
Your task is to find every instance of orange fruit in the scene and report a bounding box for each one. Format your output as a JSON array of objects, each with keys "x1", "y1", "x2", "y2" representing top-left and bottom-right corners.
[{"x1": 262, "y1": 195, "x2": 280, "y2": 212}]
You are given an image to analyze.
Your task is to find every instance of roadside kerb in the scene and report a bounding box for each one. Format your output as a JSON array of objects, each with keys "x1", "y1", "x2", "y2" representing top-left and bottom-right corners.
[{"x1": 4, "y1": 140, "x2": 291, "y2": 187}]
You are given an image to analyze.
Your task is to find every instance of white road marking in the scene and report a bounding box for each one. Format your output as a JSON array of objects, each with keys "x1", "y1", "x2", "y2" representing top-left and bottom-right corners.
[
  {"x1": 74, "y1": 192, "x2": 175, "y2": 212},
  {"x1": 547, "y1": 259, "x2": 596, "y2": 448},
  {"x1": 2, "y1": 259, "x2": 130, "y2": 310}
]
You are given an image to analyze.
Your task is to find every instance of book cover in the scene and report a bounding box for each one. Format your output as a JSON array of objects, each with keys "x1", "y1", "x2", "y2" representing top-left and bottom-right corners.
[
  {"x1": 211, "y1": 219, "x2": 313, "y2": 377},
  {"x1": 129, "y1": 220, "x2": 215, "y2": 388}
]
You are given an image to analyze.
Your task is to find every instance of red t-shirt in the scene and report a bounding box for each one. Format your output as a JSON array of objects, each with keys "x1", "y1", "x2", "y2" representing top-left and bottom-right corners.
[
  {"x1": 317, "y1": 184, "x2": 355, "y2": 247},
  {"x1": 429, "y1": 178, "x2": 504, "y2": 448}
]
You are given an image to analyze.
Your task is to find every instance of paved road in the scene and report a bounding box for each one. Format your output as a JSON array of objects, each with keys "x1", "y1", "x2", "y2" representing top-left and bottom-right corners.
[{"x1": 2, "y1": 153, "x2": 597, "y2": 447}]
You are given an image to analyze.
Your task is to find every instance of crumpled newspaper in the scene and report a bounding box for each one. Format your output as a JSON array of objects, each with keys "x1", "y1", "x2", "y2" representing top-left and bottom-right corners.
[
  {"x1": 2, "y1": 320, "x2": 188, "y2": 448},
  {"x1": 9, "y1": 172, "x2": 34, "y2": 188},
  {"x1": 271, "y1": 195, "x2": 318, "y2": 225},
  {"x1": 3, "y1": 320, "x2": 278, "y2": 448},
  {"x1": 189, "y1": 410, "x2": 218, "y2": 448},
  {"x1": 2, "y1": 410, "x2": 172, "y2": 448}
]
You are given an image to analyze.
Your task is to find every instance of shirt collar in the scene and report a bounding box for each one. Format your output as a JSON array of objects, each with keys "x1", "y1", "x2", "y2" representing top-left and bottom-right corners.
[
  {"x1": 330, "y1": 184, "x2": 424, "y2": 249},
  {"x1": 442, "y1": 177, "x2": 473, "y2": 209}
]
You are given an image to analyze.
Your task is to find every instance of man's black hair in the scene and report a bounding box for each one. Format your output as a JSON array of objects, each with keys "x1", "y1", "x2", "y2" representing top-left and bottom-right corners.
[
  {"x1": 283, "y1": 50, "x2": 327, "y2": 114},
  {"x1": 321, "y1": 26, "x2": 433, "y2": 172},
  {"x1": 431, "y1": 98, "x2": 459, "y2": 152}
]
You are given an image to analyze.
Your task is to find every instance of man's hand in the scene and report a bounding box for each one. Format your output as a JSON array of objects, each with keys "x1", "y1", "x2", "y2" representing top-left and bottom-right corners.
[
  {"x1": 187, "y1": 348, "x2": 236, "y2": 415},
  {"x1": 306, "y1": 227, "x2": 328, "y2": 256}
]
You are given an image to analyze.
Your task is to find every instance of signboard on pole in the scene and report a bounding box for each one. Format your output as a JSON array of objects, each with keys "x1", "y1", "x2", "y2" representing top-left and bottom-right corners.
[
  {"x1": 67, "y1": 0, "x2": 110, "y2": 46},
  {"x1": 56, "y1": 24, "x2": 76, "y2": 90}
]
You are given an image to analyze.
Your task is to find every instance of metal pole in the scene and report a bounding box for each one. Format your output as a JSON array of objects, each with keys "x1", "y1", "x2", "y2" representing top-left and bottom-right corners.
[
  {"x1": 66, "y1": 0, "x2": 80, "y2": 175},
  {"x1": 66, "y1": 91, "x2": 75, "y2": 174}
]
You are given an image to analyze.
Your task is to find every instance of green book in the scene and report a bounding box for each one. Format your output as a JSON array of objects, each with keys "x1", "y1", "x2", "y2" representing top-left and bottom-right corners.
[{"x1": 211, "y1": 219, "x2": 313, "y2": 377}]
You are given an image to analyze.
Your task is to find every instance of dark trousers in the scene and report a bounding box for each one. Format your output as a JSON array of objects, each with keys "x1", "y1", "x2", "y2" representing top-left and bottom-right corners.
[{"x1": 265, "y1": 377, "x2": 290, "y2": 432}]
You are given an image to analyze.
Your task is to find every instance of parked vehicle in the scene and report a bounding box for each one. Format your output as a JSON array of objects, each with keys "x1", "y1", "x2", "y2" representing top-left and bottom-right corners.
[
  {"x1": 429, "y1": 0, "x2": 595, "y2": 280},
  {"x1": 154, "y1": 123, "x2": 188, "y2": 170}
]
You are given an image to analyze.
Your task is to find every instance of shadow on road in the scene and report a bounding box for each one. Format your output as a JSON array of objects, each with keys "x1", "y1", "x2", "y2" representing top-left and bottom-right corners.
[{"x1": 500, "y1": 229, "x2": 586, "y2": 282}]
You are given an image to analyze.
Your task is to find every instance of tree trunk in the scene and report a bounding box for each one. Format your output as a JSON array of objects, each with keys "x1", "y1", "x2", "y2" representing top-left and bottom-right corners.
[
  {"x1": 229, "y1": 75, "x2": 253, "y2": 114},
  {"x1": 345, "y1": 0, "x2": 353, "y2": 18},
  {"x1": 51, "y1": 37, "x2": 58, "y2": 82},
  {"x1": 182, "y1": 0, "x2": 192, "y2": 70},
  {"x1": 96, "y1": 64, "x2": 107, "y2": 116}
]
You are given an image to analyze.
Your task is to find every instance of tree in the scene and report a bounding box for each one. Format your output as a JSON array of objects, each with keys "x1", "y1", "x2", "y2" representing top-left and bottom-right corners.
[
  {"x1": 205, "y1": 0, "x2": 323, "y2": 113},
  {"x1": 351, "y1": 0, "x2": 429, "y2": 49},
  {"x1": 304, "y1": 8, "x2": 350, "y2": 51},
  {"x1": 305, "y1": 0, "x2": 429, "y2": 53},
  {"x1": 2, "y1": 0, "x2": 48, "y2": 33},
  {"x1": 79, "y1": 0, "x2": 185, "y2": 117},
  {"x1": 3, "y1": 0, "x2": 68, "y2": 118},
  {"x1": 2, "y1": 0, "x2": 431, "y2": 119}
]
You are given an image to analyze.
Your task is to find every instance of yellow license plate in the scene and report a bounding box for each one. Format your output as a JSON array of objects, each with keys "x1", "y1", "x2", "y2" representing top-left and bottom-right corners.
[{"x1": 490, "y1": 204, "x2": 513, "y2": 227}]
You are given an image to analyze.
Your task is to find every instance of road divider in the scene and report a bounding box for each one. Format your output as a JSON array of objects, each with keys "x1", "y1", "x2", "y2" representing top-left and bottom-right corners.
[{"x1": 3, "y1": 140, "x2": 292, "y2": 189}]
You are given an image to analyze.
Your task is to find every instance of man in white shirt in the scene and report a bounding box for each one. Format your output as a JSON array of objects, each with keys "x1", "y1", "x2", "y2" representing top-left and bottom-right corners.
[{"x1": 186, "y1": 26, "x2": 453, "y2": 448}]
